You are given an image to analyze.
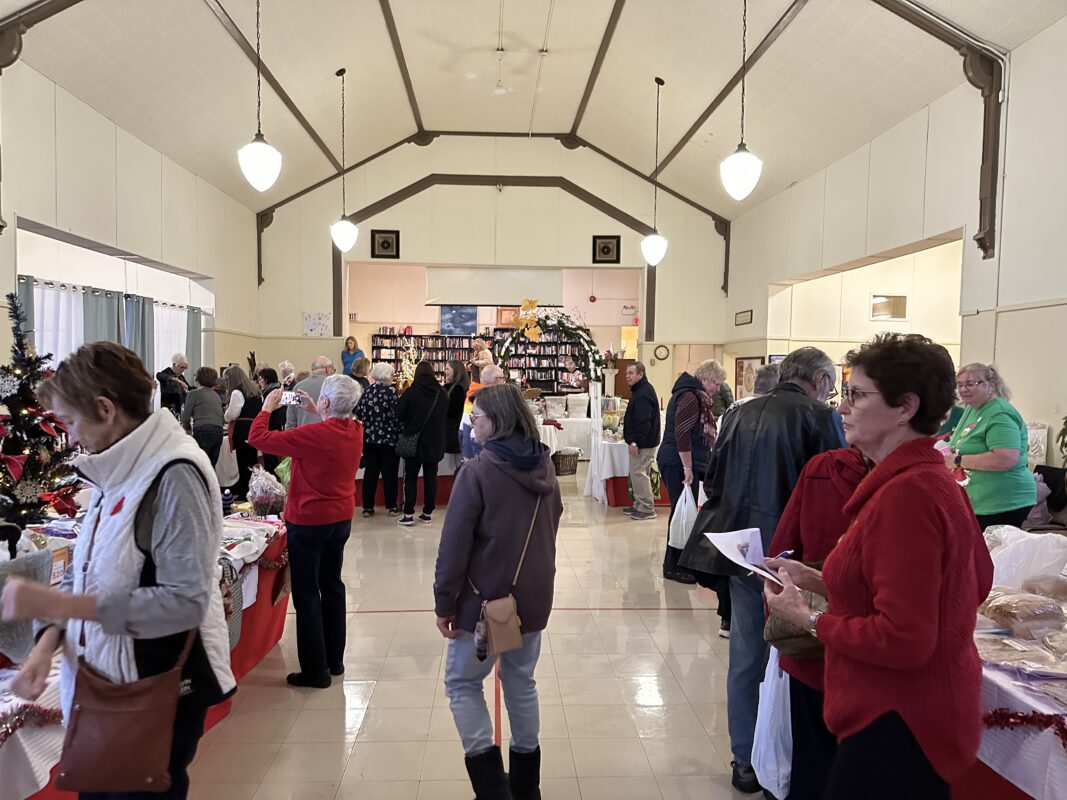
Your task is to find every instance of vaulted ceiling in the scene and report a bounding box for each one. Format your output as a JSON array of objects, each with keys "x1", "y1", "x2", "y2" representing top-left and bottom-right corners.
[{"x1": 11, "y1": 0, "x2": 1067, "y2": 219}]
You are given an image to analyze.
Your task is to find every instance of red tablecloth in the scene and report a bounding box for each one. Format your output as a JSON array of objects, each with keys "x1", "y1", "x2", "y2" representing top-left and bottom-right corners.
[{"x1": 30, "y1": 532, "x2": 290, "y2": 800}]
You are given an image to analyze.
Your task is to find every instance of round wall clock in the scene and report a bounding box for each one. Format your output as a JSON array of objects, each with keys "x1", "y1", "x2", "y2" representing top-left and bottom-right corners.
[{"x1": 654, "y1": 345, "x2": 670, "y2": 360}]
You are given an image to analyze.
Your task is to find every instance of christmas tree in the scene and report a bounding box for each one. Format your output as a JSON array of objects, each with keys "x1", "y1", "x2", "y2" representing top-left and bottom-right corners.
[{"x1": 0, "y1": 292, "x2": 79, "y2": 523}]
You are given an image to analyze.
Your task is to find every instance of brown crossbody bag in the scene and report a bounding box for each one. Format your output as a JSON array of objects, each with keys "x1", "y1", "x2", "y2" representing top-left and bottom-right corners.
[{"x1": 469, "y1": 496, "x2": 541, "y2": 661}]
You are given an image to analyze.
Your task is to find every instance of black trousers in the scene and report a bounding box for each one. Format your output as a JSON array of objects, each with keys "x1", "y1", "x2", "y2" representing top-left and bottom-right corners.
[
  {"x1": 233, "y1": 438, "x2": 258, "y2": 500},
  {"x1": 79, "y1": 694, "x2": 208, "y2": 800},
  {"x1": 786, "y1": 677, "x2": 837, "y2": 800},
  {"x1": 363, "y1": 442, "x2": 400, "y2": 511},
  {"x1": 287, "y1": 520, "x2": 351, "y2": 676},
  {"x1": 975, "y1": 505, "x2": 1032, "y2": 530},
  {"x1": 660, "y1": 462, "x2": 731, "y2": 621},
  {"x1": 191, "y1": 426, "x2": 223, "y2": 467},
  {"x1": 823, "y1": 711, "x2": 948, "y2": 800},
  {"x1": 403, "y1": 458, "x2": 438, "y2": 515}
]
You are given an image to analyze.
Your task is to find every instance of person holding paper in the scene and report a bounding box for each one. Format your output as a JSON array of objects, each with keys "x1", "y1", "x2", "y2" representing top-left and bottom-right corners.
[
  {"x1": 679, "y1": 347, "x2": 844, "y2": 794},
  {"x1": 764, "y1": 333, "x2": 993, "y2": 800}
]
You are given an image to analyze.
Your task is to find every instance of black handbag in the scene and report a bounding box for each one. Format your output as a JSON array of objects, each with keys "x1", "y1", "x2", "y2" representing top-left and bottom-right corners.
[{"x1": 396, "y1": 390, "x2": 439, "y2": 458}]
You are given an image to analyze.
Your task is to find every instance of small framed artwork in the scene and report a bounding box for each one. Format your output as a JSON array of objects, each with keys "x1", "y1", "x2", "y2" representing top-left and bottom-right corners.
[
  {"x1": 592, "y1": 235, "x2": 621, "y2": 264},
  {"x1": 735, "y1": 356, "x2": 765, "y2": 399},
  {"x1": 440, "y1": 305, "x2": 478, "y2": 336},
  {"x1": 734, "y1": 309, "x2": 753, "y2": 326},
  {"x1": 869, "y1": 294, "x2": 908, "y2": 321},
  {"x1": 371, "y1": 229, "x2": 400, "y2": 259},
  {"x1": 496, "y1": 306, "x2": 520, "y2": 328},
  {"x1": 768, "y1": 354, "x2": 787, "y2": 365}
]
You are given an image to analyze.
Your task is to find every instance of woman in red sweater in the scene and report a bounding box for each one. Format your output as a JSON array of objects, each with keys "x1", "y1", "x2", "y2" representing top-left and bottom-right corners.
[
  {"x1": 249, "y1": 375, "x2": 363, "y2": 689},
  {"x1": 765, "y1": 333, "x2": 993, "y2": 799}
]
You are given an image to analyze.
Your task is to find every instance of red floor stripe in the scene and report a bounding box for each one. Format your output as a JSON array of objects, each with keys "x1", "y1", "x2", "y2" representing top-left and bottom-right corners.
[{"x1": 350, "y1": 606, "x2": 716, "y2": 614}]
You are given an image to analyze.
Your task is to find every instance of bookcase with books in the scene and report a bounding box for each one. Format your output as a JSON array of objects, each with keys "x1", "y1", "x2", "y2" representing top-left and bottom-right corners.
[
  {"x1": 370, "y1": 331, "x2": 473, "y2": 380},
  {"x1": 491, "y1": 326, "x2": 584, "y2": 393}
]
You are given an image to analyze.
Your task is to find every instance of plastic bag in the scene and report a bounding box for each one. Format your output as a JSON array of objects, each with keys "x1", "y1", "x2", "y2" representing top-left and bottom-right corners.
[
  {"x1": 668, "y1": 487, "x2": 697, "y2": 549},
  {"x1": 248, "y1": 465, "x2": 286, "y2": 517},
  {"x1": 986, "y1": 526, "x2": 1067, "y2": 588},
  {"x1": 274, "y1": 457, "x2": 292, "y2": 489},
  {"x1": 752, "y1": 647, "x2": 792, "y2": 800},
  {"x1": 983, "y1": 591, "x2": 1066, "y2": 639}
]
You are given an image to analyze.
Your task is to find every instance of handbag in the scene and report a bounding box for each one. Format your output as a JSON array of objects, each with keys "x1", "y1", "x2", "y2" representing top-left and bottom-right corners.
[
  {"x1": 470, "y1": 496, "x2": 541, "y2": 661},
  {"x1": 764, "y1": 589, "x2": 827, "y2": 659},
  {"x1": 396, "y1": 390, "x2": 440, "y2": 458}
]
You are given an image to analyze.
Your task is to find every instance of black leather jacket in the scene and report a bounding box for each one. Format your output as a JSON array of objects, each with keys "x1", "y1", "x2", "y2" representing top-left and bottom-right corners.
[{"x1": 679, "y1": 382, "x2": 846, "y2": 577}]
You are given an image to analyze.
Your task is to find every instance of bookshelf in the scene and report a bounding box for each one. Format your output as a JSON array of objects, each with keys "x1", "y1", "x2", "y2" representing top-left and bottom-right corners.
[
  {"x1": 491, "y1": 326, "x2": 585, "y2": 393},
  {"x1": 370, "y1": 332, "x2": 473, "y2": 380}
]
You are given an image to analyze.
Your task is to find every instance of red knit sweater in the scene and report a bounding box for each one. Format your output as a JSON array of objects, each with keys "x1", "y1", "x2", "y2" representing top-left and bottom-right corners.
[
  {"x1": 816, "y1": 437, "x2": 993, "y2": 782},
  {"x1": 248, "y1": 412, "x2": 362, "y2": 526}
]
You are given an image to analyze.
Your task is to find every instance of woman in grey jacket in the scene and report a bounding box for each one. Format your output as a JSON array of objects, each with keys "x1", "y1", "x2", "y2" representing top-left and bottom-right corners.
[{"x1": 434, "y1": 383, "x2": 563, "y2": 800}]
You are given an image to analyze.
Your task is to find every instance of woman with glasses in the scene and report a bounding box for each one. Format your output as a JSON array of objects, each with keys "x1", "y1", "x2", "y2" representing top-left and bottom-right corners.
[
  {"x1": 945, "y1": 363, "x2": 1035, "y2": 529},
  {"x1": 764, "y1": 333, "x2": 993, "y2": 800}
]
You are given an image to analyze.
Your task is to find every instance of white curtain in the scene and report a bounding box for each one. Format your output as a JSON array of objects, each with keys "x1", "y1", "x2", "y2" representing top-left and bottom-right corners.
[
  {"x1": 33, "y1": 283, "x2": 85, "y2": 364},
  {"x1": 152, "y1": 303, "x2": 187, "y2": 378}
]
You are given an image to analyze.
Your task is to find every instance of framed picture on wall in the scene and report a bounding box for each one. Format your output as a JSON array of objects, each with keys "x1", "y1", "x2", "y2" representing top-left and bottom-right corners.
[
  {"x1": 768, "y1": 354, "x2": 787, "y2": 365},
  {"x1": 440, "y1": 305, "x2": 478, "y2": 335},
  {"x1": 496, "y1": 306, "x2": 520, "y2": 328},
  {"x1": 735, "y1": 356, "x2": 765, "y2": 399}
]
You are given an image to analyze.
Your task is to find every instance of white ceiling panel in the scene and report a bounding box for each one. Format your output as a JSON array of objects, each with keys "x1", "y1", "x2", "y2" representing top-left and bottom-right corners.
[
  {"x1": 920, "y1": 0, "x2": 1067, "y2": 50},
  {"x1": 0, "y1": 1, "x2": 33, "y2": 17},
  {"x1": 659, "y1": 0, "x2": 965, "y2": 217},
  {"x1": 20, "y1": 0, "x2": 334, "y2": 209},
  {"x1": 392, "y1": 0, "x2": 614, "y2": 132},
  {"x1": 578, "y1": 0, "x2": 797, "y2": 175}
]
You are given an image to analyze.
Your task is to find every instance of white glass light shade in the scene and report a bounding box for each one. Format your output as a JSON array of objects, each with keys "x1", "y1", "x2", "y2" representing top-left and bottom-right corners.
[
  {"x1": 719, "y1": 142, "x2": 763, "y2": 202},
  {"x1": 238, "y1": 133, "x2": 282, "y2": 192},
  {"x1": 640, "y1": 233, "x2": 669, "y2": 267},
  {"x1": 330, "y1": 218, "x2": 359, "y2": 253}
]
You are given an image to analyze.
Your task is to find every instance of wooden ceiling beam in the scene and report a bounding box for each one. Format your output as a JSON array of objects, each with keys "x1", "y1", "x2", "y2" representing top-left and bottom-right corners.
[
  {"x1": 570, "y1": 0, "x2": 627, "y2": 136},
  {"x1": 0, "y1": 0, "x2": 86, "y2": 74},
  {"x1": 379, "y1": 0, "x2": 424, "y2": 132}
]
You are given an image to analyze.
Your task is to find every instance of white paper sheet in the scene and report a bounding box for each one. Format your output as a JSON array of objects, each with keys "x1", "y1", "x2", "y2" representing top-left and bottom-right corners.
[{"x1": 704, "y1": 528, "x2": 783, "y2": 585}]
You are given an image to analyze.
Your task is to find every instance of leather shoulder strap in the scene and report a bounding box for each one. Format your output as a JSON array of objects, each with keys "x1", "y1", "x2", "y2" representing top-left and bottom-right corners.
[
  {"x1": 134, "y1": 458, "x2": 210, "y2": 556},
  {"x1": 511, "y1": 496, "x2": 542, "y2": 588}
]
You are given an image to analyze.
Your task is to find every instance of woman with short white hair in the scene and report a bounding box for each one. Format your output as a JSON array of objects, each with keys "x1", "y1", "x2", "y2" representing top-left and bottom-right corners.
[
  {"x1": 356, "y1": 363, "x2": 403, "y2": 517},
  {"x1": 279, "y1": 360, "x2": 296, "y2": 389},
  {"x1": 249, "y1": 375, "x2": 363, "y2": 688}
]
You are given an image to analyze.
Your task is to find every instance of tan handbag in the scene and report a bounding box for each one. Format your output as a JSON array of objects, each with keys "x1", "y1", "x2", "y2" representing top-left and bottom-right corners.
[
  {"x1": 470, "y1": 496, "x2": 541, "y2": 660},
  {"x1": 763, "y1": 590, "x2": 827, "y2": 660}
]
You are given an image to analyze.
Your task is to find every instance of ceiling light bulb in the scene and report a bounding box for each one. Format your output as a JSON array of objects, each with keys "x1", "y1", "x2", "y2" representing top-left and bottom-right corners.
[
  {"x1": 330, "y1": 219, "x2": 359, "y2": 253},
  {"x1": 640, "y1": 233, "x2": 669, "y2": 267},
  {"x1": 494, "y1": 80, "x2": 507, "y2": 96},
  {"x1": 238, "y1": 133, "x2": 282, "y2": 192},
  {"x1": 719, "y1": 142, "x2": 763, "y2": 202}
]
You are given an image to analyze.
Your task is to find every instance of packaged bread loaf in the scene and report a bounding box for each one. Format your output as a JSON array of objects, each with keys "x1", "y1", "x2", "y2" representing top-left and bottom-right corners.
[
  {"x1": 976, "y1": 636, "x2": 1059, "y2": 668},
  {"x1": 982, "y1": 591, "x2": 1066, "y2": 639},
  {"x1": 1043, "y1": 631, "x2": 1067, "y2": 657},
  {"x1": 1022, "y1": 575, "x2": 1067, "y2": 602}
]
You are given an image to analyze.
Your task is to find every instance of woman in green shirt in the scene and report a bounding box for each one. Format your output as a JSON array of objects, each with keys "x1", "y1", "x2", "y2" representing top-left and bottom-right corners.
[{"x1": 947, "y1": 363, "x2": 1036, "y2": 529}]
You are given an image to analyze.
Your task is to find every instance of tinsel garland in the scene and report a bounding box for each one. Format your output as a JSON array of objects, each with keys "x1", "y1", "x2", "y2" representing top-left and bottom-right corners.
[
  {"x1": 0, "y1": 704, "x2": 64, "y2": 748},
  {"x1": 983, "y1": 707, "x2": 1067, "y2": 751},
  {"x1": 255, "y1": 549, "x2": 289, "y2": 570}
]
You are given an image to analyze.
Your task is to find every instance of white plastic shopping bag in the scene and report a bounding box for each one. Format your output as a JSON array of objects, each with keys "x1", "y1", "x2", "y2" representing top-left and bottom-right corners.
[
  {"x1": 752, "y1": 647, "x2": 792, "y2": 800},
  {"x1": 668, "y1": 487, "x2": 697, "y2": 549}
]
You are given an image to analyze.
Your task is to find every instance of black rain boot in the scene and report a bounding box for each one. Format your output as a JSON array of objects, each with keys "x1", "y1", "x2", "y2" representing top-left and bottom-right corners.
[
  {"x1": 464, "y1": 746, "x2": 512, "y2": 799},
  {"x1": 508, "y1": 747, "x2": 541, "y2": 800}
]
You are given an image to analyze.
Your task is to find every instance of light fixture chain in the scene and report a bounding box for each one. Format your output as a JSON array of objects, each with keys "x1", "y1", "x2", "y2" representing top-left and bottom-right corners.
[
  {"x1": 653, "y1": 79, "x2": 661, "y2": 229},
  {"x1": 740, "y1": 0, "x2": 747, "y2": 145},
  {"x1": 340, "y1": 70, "x2": 346, "y2": 215},
  {"x1": 255, "y1": 0, "x2": 262, "y2": 135}
]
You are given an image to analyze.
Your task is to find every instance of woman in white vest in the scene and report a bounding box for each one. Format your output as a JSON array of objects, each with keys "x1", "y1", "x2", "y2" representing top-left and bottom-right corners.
[{"x1": 1, "y1": 342, "x2": 235, "y2": 800}]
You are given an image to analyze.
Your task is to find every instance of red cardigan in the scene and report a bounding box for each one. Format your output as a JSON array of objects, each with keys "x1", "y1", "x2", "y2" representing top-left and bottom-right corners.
[
  {"x1": 248, "y1": 412, "x2": 362, "y2": 526},
  {"x1": 816, "y1": 437, "x2": 993, "y2": 782},
  {"x1": 768, "y1": 448, "x2": 868, "y2": 690}
]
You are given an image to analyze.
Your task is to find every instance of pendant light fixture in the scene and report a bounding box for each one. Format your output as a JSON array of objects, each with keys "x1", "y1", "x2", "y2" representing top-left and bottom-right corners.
[
  {"x1": 640, "y1": 77, "x2": 668, "y2": 268},
  {"x1": 238, "y1": 0, "x2": 282, "y2": 192},
  {"x1": 329, "y1": 68, "x2": 359, "y2": 253},
  {"x1": 720, "y1": 0, "x2": 762, "y2": 202}
]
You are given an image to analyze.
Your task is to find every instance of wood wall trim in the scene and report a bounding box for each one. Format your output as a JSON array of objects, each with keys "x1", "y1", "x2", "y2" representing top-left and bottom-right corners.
[{"x1": 570, "y1": 0, "x2": 627, "y2": 136}]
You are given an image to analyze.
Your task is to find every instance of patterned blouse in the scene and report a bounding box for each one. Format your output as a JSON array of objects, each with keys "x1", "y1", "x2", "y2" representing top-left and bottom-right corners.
[{"x1": 355, "y1": 382, "x2": 400, "y2": 445}]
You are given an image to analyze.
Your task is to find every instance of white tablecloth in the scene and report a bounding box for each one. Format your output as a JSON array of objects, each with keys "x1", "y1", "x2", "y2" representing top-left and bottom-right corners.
[
  {"x1": 0, "y1": 664, "x2": 64, "y2": 800},
  {"x1": 583, "y1": 439, "x2": 631, "y2": 505},
  {"x1": 978, "y1": 665, "x2": 1067, "y2": 799},
  {"x1": 555, "y1": 418, "x2": 594, "y2": 456}
]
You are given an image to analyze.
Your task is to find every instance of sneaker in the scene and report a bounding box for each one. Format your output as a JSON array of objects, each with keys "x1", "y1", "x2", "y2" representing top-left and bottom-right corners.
[
  {"x1": 731, "y1": 761, "x2": 761, "y2": 794},
  {"x1": 719, "y1": 619, "x2": 731, "y2": 639},
  {"x1": 418, "y1": 513, "x2": 433, "y2": 523},
  {"x1": 663, "y1": 568, "x2": 697, "y2": 585},
  {"x1": 621, "y1": 506, "x2": 637, "y2": 515},
  {"x1": 388, "y1": 507, "x2": 403, "y2": 516},
  {"x1": 630, "y1": 509, "x2": 657, "y2": 520},
  {"x1": 398, "y1": 515, "x2": 415, "y2": 526},
  {"x1": 361, "y1": 509, "x2": 374, "y2": 518}
]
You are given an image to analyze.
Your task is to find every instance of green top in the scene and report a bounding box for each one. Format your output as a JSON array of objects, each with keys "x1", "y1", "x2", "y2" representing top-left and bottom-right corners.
[
  {"x1": 938, "y1": 405, "x2": 965, "y2": 437},
  {"x1": 948, "y1": 397, "x2": 1036, "y2": 515}
]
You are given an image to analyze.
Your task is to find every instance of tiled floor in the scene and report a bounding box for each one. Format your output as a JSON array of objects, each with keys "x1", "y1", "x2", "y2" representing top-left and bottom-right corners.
[{"x1": 190, "y1": 467, "x2": 748, "y2": 799}]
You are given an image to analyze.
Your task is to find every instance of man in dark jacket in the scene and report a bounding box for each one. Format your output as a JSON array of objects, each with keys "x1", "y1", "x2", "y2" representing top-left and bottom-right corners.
[
  {"x1": 156, "y1": 353, "x2": 190, "y2": 417},
  {"x1": 679, "y1": 346, "x2": 845, "y2": 794},
  {"x1": 395, "y1": 362, "x2": 447, "y2": 525},
  {"x1": 622, "y1": 362, "x2": 661, "y2": 520}
]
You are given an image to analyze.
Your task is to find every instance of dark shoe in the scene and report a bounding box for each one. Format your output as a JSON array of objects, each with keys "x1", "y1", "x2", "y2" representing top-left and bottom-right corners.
[
  {"x1": 719, "y1": 618, "x2": 731, "y2": 639},
  {"x1": 388, "y1": 507, "x2": 403, "y2": 516},
  {"x1": 398, "y1": 515, "x2": 415, "y2": 526},
  {"x1": 621, "y1": 506, "x2": 637, "y2": 515},
  {"x1": 731, "y1": 761, "x2": 761, "y2": 794},
  {"x1": 329, "y1": 663, "x2": 345, "y2": 676},
  {"x1": 418, "y1": 513, "x2": 433, "y2": 523},
  {"x1": 509, "y1": 747, "x2": 540, "y2": 800},
  {"x1": 663, "y1": 568, "x2": 697, "y2": 584},
  {"x1": 464, "y1": 746, "x2": 511, "y2": 799},
  {"x1": 630, "y1": 509, "x2": 657, "y2": 520},
  {"x1": 362, "y1": 509, "x2": 374, "y2": 518},
  {"x1": 286, "y1": 671, "x2": 331, "y2": 689}
]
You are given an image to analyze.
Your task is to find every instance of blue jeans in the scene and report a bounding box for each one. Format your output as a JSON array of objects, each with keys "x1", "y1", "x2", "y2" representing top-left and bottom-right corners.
[
  {"x1": 443, "y1": 631, "x2": 542, "y2": 757},
  {"x1": 728, "y1": 573, "x2": 768, "y2": 766}
]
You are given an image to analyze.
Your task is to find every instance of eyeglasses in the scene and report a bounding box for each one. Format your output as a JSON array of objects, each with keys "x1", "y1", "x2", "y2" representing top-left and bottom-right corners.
[
  {"x1": 470, "y1": 412, "x2": 488, "y2": 420},
  {"x1": 955, "y1": 379, "x2": 986, "y2": 390},
  {"x1": 840, "y1": 383, "x2": 881, "y2": 404}
]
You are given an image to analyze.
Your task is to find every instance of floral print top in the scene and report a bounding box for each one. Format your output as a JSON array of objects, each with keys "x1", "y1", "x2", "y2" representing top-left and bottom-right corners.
[{"x1": 355, "y1": 382, "x2": 401, "y2": 445}]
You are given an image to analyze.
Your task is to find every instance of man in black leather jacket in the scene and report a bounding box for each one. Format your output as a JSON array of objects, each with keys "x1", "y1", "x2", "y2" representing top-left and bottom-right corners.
[
  {"x1": 622, "y1": 362, "x2": 661, "y2": 520},
  {"x1": 680, "y1": 347, "x2": 845, "y2": 794}
]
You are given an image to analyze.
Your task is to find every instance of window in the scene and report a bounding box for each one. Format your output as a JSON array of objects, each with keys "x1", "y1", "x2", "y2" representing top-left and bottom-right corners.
[{"x1": 869, "y1": 294, "x2": 908, "y2": 322}]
